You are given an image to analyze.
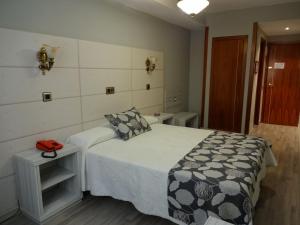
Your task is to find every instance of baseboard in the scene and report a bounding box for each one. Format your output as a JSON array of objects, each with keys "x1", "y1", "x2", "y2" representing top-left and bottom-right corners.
[{"x1": 0, "y1": 208, "x2": 18, "y2": 223}]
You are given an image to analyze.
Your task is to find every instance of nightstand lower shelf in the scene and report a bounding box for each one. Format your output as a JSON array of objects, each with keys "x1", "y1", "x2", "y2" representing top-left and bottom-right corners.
[{"x1": 42, "y1": 185, "x2": 79, "y2": 219}]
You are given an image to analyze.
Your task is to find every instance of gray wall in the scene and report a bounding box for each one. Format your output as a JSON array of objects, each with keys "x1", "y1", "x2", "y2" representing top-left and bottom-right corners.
[
  {"x1": 0, "y1": 0, "x2": 191, "y2": 112},
  {"x1": 188, "y1": 30, "x2": 205, "y2": 117},
  {"x1": 201, "y1": 2, "x2": 300, "y2": 133}
]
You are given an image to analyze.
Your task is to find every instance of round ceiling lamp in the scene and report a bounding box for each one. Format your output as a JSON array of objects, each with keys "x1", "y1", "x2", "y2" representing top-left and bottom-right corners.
[{"x1": 177, "y1": 0, "x2": 209, "y2": 16}]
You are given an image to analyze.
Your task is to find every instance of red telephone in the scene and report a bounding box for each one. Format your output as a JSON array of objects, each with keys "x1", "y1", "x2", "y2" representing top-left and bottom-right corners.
[{"x1": 36, "y1": 140, "x2": 64, "y2": 158}]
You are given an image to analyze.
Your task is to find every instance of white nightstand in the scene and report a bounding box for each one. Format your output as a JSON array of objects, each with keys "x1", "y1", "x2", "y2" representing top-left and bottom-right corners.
[
  {"x1": 154, "y1": 113, "x2": 175, "y2": 125},
  {"x1": 204, "y1": 216, "x2": 234, "y2": 225},
  {"x1": 174, "y1": 112, "x2": 199, "y2": 128},
  {"x1": 14, "y1": 144, "x2": 82, "y2": 224}
]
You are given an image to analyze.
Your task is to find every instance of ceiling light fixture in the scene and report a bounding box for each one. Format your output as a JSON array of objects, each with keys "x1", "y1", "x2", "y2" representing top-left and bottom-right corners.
[
  {"x1": 177, "y1": 0, "x2": 209, "y2": 16},
  {"x1": 285, "y1": 27, "x2": 290, "y2": 31}
]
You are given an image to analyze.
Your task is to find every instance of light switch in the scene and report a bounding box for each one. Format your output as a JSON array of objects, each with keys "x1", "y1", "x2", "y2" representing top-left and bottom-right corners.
[
  {"x1": 42, "y1": 92, "x2": 52, "y2": 102},
  {"x1": 106, "y1": 87, "x2": 115, "y2": 95},
  {"x1": 146, "y1": 84, "x2": 150, "y2": 90}
]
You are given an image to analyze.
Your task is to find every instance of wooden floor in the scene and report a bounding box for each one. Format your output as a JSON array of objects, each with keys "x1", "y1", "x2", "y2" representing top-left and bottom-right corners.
[
  {"x1": 252, "y1": 124, "x2": 300, "y2": 225},
  {"x1": 3, "y1": 124, "x2": 299, "y2": 225}
]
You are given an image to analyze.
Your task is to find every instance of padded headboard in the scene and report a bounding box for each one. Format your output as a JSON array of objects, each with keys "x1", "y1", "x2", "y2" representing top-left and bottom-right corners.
[
  {"x1": 0, "y1": 27, "x2": 164, "y2": 216},
  {"x1": 78, "y1": 40, "x2": 164, "y2": 129}
]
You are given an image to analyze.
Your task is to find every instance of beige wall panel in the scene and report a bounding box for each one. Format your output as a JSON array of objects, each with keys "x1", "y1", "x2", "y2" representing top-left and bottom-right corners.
[
  {"x1": 80, "y1": 69, "x2": 131, "y2": 96},
  {"x1": 132, "y1": 69, "x2": 163, "y2": 90},
  {"x1": 0, "y1": 28, "x2": 78, "y2": 68},
  {"x1": 0, "y1": 68, "x2": 80, "y2": 105},
  {"x1": 0, "y1": 98, "x2": 81, "y2": 142},
  {"x1": 79, "y1": 40, "x2": 131, "y2": 69},
  {"x1": 139, "y1": 105, "x2": 164, "y2": 115},
  {"x1": 132, "y1": 88, "x2": 164, "y2": 109},
  {"x1": 81, "y1": 92, "x2": 132, "y2": 122}
]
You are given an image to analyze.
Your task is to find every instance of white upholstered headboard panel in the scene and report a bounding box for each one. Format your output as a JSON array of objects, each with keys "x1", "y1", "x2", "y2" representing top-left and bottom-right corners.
[
  {"x1": 78, "y1": 40, "x2": 164, "y2": 129},
  {"x1": 0, "y1": 27, "x2": 164, "y2": 217}
]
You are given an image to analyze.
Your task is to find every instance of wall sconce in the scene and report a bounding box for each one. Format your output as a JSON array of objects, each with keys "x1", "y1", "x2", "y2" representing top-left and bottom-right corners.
[
  {"x1": 37, "y1": 44, "x2": 59, "y2": 75},
  {"x1": 145, "y1": 56, "x2": 157, "y2": 74}
]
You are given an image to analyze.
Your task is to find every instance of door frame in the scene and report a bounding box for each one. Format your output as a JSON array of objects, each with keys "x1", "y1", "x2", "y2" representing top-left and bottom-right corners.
[
  {"x1": 245, "y1": 22, "x2": 258, "y2": 134},
  {"x1": 208, "y1": 35, "x2": 248, "y2": 132},
  {"x1": 200, "y1": 26, "x2": 209, "y2": 127},
  {"x1": 261, "y1": 45, "x2": 271, "y2": 123},
  {"x1": 254, "y1": 38, "x2": 267, "y2": 125}
]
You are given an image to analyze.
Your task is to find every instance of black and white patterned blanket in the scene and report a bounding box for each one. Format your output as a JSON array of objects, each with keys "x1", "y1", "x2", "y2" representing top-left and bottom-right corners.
[{"x1": 168, "y1": 131, "x2": 269, "y2": 225}]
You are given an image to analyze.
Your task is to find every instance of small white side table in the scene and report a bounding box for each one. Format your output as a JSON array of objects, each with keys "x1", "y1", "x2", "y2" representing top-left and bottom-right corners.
[
  {"x1": 14, "y1": 144, "x2": 82, "y2": 224},
  {"x1": 204, "y1": 216, "x2": 234, "y2": 225},
  {"x1": 174, "y1": 112, "x2": 199, "y2": 128},
  {"x1": 154, "y1": 113, "x2": 175, "y2": 125}
]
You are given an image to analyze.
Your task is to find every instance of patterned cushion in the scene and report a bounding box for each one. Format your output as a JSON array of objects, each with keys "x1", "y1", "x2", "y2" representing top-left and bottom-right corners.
[{"x1": 104, "y1": 107, "x2": 151, "y2": 141}]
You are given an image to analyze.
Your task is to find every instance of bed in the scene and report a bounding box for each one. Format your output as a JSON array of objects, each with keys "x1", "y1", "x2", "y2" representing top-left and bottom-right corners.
[{"x1": 68, "y1": 120, "x2": 277, "y2": 225}]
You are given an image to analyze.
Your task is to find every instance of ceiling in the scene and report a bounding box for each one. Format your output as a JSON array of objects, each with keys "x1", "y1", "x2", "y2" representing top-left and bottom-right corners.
[
  {"x1": 259, "y1": 19, "x2": 300, "y2": 36},
  {"x1": 202, "y1": 0, "x2": 300, "y2": 13},
  {"x1": 107, "y1": 0, "x2": 204, "y2": 30},
  {"x1": 107, "y1": 0, "x2": 300, "y2": 30}
]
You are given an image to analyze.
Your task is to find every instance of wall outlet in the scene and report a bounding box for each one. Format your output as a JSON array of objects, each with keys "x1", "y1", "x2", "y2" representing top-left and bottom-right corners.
[
  {"x1": 106, "y1": 87, "x2": 115, "y2": 95},
  {"x1": 146, "y1": 84, "x2": 150, "y2": 90},
  {"x1": 42, "y1": 92, "x2": 52, "y2": 102}
]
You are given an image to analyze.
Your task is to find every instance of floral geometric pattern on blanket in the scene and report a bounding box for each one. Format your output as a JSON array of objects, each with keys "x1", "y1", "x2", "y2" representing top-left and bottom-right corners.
[{"x1": 168, "y1": 131, "x2": 268, "y2": 225}]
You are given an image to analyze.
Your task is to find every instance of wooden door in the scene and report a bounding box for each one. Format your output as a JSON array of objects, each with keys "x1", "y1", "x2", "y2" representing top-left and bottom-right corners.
[
  {"x1": 262, "y1": 43, "x2": 300, "y2": 126},
  {"x1": 208, "y1": 36, "x2": 248, "y2": 132}
]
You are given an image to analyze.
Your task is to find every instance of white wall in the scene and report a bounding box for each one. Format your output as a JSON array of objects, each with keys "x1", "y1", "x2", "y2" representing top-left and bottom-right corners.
[
  {"x1": 188, "y1": 30, "x2": 205, "y2": 118},
  {"x1": 200, "y1": 2, "x2": 300, "y2": 133},
  {"x1": 0, "y1": 27, "x2": 165, "y2": 218},
  {"x1": 0, "y1": 0, "x2": 190, "y2": 113}
]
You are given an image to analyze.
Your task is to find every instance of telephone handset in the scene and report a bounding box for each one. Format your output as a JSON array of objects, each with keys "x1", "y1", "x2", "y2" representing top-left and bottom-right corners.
[{"x1": 36, "y1": 140, "x2": 64, "y2": 158}]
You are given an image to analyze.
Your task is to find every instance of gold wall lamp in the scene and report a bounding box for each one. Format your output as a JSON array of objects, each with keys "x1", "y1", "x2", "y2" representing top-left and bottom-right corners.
[
  {"x1": 145, "y1": 56, "x2": 157, "y2": 74},
  {"x1": 37, "y1": 44, "x2": 59, "y2": 75}
]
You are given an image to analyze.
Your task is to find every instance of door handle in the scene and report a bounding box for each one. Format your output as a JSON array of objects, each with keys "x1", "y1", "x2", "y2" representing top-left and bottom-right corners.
[{"x1": 268, "y1": 83, "x2": 273, "y2": 87}]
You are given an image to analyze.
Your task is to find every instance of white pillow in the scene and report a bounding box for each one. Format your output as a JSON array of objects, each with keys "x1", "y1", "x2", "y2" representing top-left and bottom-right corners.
[
  {"x1": 67, "y1": 126, "x2": 117, "y2": 191},
  {"x1": 143, "y1": 115, "x2": 159, "y2": 125},
  {"x1": 67, "y1": 126, "x2": 117, "y2": 150}
]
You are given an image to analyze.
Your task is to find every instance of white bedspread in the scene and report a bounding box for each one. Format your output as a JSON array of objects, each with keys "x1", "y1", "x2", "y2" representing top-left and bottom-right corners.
[
  {"x1": 85, "y1": 124, "x2": 213, "y2": 222},
  {"x1": 73, "y1": 124, "x2": 276, "y2": 224}
]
